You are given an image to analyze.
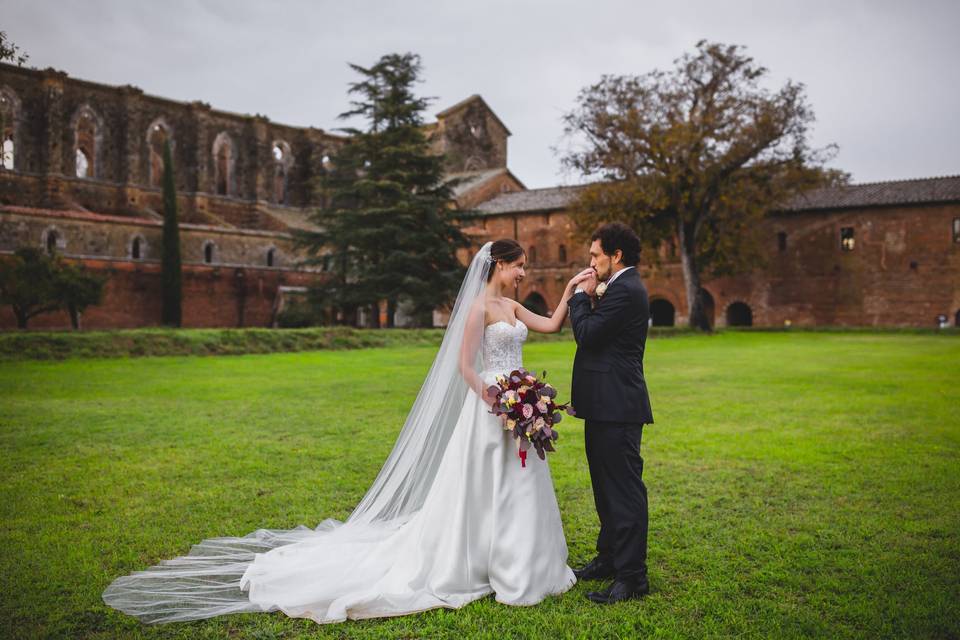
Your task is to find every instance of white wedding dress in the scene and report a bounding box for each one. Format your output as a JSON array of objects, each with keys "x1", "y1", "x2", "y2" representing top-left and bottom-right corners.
[{"x1": 103, "y1": 315, "x2": 576, "y2": 624}]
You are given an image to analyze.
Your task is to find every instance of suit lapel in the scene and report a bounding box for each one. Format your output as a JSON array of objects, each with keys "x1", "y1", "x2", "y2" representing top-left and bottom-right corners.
[{"x1": 598, "y1": 267, "x2": 636, "y2": 306}]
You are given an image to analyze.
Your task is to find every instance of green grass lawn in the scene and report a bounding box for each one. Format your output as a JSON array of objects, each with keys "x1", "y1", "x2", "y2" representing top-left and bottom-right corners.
[{"x1": 1, "y1": 332, "x2": 958, "y2": 639}]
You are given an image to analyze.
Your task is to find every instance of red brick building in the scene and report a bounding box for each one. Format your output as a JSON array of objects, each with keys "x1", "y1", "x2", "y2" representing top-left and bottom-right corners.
[
  {"x1": 472, "y1": 179, "x2": 960, "y2": 328},
  {"x1": 1, "y1": 63, "x2": 958, "y2": 329}
]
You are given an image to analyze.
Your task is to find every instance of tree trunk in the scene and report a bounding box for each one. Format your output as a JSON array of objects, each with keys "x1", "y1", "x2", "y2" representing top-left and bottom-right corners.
[
  {"x1": 68, "y1": 304, "x2": 80, "y2": 330},
  {"x1": 678, "y1": 222, "x2": 711, "y2": 331},
  {"x1": 385, "y1": 299, "x2": 396, "y2": 328}
]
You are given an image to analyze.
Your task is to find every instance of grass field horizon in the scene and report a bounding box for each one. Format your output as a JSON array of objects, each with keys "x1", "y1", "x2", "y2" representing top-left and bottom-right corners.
[{"x1": 2, "y1": 332, "x2": 958, "y2": 639}]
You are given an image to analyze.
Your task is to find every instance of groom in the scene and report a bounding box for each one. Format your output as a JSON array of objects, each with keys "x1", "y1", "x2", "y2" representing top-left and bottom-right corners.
[{"x1": 567, "y1": 222, "x2": 654, "y2": 604}]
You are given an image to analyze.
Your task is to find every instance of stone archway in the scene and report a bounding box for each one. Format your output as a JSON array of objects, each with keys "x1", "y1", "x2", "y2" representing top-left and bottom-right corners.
[
  {"x1": 650, "y1": 298, "x2": 675, "y2": 326},
  {"x1": 726, "y1": 301, "x2": 753, "y2": 327},
  {"x1": 522, "y1": 292, "x2": 548, "y2": 317}
]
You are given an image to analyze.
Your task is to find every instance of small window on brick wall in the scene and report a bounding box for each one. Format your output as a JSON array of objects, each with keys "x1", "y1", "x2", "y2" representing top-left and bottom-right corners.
[
  {"x1": 203, "y1": 241, "x2": 217, "y2": 264},
  {"x1": 953, "y1": 218, "x2": 960, "y2": 243},
  {"x1": 777, "y1": 232, "x2": 787, "y2": 252},
  {"x1": 840, "y1": 227, "x2": 855, "y2": 252}
]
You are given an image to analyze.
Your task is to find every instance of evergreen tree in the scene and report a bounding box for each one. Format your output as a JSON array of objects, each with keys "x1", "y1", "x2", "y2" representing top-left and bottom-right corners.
[
  {"x1": 160, "y1": 139, "x2": 182, "y2": 327},
  {"x1": 297, "y1": 53, "x2": 471, "y2": 328}
]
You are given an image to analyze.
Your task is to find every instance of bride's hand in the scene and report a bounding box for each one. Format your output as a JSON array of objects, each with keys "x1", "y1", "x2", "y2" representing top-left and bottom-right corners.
[{"x1": 567, "y1": 268, "x2": 595, "y2": 292}]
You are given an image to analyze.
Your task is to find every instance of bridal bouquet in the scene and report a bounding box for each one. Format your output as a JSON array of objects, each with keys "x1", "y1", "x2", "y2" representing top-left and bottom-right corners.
[{"x1": 486, "y1": 368, "x2": 575, "y2": 467}]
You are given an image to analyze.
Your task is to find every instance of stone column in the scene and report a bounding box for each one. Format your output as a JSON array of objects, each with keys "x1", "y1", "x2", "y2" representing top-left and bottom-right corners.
[{"x1": 40, "y1": 69, "x2": 66, "y2": 207}]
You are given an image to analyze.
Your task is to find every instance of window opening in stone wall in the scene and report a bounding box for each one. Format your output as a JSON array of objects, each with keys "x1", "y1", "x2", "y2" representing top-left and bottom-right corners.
[
  {"x1": 266, "y1": 247, "x2": 276, "y2": 267},
  {"x1": 777, "y1": 231, "x2": 787, "y2": 252},
  {"x1": 76, "y1": 149, "x2": 90, "y2": 178},
  {"x1": 529, "y1": 245, "x2": 537, "y2": 263},
  {"x1": 271, "y1": 141, "x2": 294, "y2": 205},
  {"x1": 558, "y1": 244, "x2": 567, "y2": 262},
  {"x1": 840, "y1": 227, "x2": 855, "y2": 251},
  {"x1": 0, "y1": 91, "x2": 15, "y2": 170},
  {"x1": 953, "y1": 218, "x2": 960, "y2": 243},
  {"x1": 132, "y1": 237, "x2": 142, "y2": 260},
  {"x1": 74, "y1": 109, "x2": 98, "y2": 178},
  {"x1": 1, "y1": 136, "x2": 14, "y2": 169},
  {"x1": 46, "y1": 230, "x2": 59, "y2": 255},
  {"x1": 214, "y1": 134, "x2": 234, "y2": 196},
  {"x1": 203, "y1": 241, "x2": 215, "y2": 264},
  {"x1": 148, "y1": 123, "x2": 169, "y2": 187}
]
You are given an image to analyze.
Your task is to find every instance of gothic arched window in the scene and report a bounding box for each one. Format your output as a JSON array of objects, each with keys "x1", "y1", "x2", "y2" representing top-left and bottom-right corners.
[
  {"x1": 73, "y1": 105, "x2": 100, "y2": 179},
  {"x1": 212, "y1": 132, "x2": 236, "y2": 196},
  {"x1": 147, "y1": 119, "x2": 172, "y2": 187}
]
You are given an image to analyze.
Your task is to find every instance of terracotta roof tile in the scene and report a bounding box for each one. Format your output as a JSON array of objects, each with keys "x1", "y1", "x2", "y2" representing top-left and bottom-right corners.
[{"x1": 476, "y1": 175, "x2": 960, "y2": 215}]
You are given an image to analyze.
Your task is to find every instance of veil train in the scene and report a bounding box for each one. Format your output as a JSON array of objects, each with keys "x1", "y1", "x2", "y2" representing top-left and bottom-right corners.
[{"x1": 102, "y1": 243, "x2": 494, "y2": 623}]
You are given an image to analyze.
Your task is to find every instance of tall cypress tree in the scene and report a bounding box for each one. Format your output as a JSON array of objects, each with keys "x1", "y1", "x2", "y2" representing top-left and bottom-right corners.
[
  {"x1": 297, "y1": 53, "x2": 470, "y2": 328},
  {"x1": 160, "y1": 139, "x2": 182, "y2": 327}
]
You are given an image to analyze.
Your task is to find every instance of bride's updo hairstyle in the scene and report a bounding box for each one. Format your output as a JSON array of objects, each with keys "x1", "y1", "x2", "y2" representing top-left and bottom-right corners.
[{"x1": 486, "y1": 239, "x2": 525, "y2": 282}]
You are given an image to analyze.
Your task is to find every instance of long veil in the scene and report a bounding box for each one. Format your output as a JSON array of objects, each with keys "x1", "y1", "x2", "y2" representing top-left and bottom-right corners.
[{"x1": 102, "y1": 242, "x2": 494, "y2": 623}]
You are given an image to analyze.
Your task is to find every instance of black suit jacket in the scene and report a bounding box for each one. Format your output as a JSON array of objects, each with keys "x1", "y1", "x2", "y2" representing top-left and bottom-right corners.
[{"x1": 568, "y1": 268, "x2": 654, "y2": 425}]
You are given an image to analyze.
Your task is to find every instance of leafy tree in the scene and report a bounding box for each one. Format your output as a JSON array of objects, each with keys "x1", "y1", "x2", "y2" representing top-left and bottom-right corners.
[
  {"x1": 297, "y1": 53, "x2": 471, "y2": 328},
  {"x1": 0, "y1": 247, "x2": 104, "y2": 329},
  {"x1": 0, "y1": 31, "x2": 28, "y2": 66},
  {"x1": 160, "y1": 139, "x2": 183, "y2": 327},
  {"x1": 0, "y1": 248, "x2": 61, "y2": 329},
  {"x1": 56, "y1": 261, "x2": 107, "y2": 330},
  {"x1": 562, "y1": 41, "x2": 846, "y2": 330}
]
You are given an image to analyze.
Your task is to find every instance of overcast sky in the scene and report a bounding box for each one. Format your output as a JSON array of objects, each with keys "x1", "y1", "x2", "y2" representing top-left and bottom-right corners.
[{"x1": 4, "y1": 0, "x2": 958, "y2": 188}]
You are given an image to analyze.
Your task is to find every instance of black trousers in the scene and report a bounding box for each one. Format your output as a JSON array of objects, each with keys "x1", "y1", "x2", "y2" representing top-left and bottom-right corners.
[{"x1": 584, "y1": 419, "x2": 648, "y2": 581}]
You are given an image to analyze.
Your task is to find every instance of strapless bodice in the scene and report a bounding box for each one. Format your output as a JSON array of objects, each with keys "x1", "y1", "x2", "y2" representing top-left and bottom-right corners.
[{"x1": 481, "y1": 319, "x2": 527, "y2": 377}]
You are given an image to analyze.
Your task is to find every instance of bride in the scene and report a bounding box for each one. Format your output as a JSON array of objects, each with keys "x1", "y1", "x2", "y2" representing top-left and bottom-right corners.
[{"x1": 103, "y1": 239, "x2": 594, "y2": 624}]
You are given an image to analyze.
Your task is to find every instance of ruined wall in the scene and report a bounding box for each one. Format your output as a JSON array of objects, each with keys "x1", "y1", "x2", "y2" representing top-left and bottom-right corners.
[
  {"x1": 0, "y1": 63, "x2": 342, "y2": 223},
  {"x1": 431, "y1": 96, "x2": 510, "y2": 174}
]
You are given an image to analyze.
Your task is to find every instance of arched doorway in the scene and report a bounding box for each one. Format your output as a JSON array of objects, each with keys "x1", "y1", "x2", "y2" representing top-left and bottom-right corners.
[
  {"x1": 955, "y1": 309, "x2": 960, "y2": 327},
  {"x1": 650, "y1": 298, "x2": 675, "y2": 326},
  {"x1": 522, "y1": 292, "x2": 548, "y2": 317},
  {"x1": 726, "y1": 301, "x2": 753, "y2": 327}
]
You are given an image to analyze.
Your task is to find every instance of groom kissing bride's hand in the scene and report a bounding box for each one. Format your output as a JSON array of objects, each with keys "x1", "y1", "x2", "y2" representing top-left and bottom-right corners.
[{"x1": 567, "y1": 222, "x2": 655, "y2": 605}]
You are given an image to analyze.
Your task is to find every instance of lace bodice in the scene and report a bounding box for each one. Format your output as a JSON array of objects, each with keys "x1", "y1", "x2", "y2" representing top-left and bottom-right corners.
[{"x1": 481, "y1": 319, "x2": 528, "y2": 375}]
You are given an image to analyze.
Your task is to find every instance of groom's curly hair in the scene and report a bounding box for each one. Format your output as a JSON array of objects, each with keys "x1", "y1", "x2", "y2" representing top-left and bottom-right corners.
[{"x1": 592, "y1": 223, "x2": 641, "y2": 267}]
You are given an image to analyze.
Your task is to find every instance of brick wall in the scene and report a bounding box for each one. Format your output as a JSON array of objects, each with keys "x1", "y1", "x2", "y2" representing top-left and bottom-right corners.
[{"x1": 471, "y1": 202, "x2": 960, "y2": 328}]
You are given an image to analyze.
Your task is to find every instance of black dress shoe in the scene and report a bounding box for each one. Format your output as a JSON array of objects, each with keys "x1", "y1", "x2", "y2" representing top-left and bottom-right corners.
[
  {"x1": 573, "y1": 557, "x2": 615, "y2": 581},
  {"x1": 587, "y1": 578, "x2": 650, "y2": 604}
]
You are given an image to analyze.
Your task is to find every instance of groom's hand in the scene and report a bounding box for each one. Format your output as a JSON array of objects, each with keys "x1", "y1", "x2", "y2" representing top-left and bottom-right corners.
[{"x1": 578, "y1": 271, "x2": 599, "y2": 297}]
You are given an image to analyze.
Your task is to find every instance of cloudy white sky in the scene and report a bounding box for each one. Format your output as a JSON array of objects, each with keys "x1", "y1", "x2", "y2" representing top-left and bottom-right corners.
[{"x1": 4, "y1": 0, "x2": 958, "y2": 188}]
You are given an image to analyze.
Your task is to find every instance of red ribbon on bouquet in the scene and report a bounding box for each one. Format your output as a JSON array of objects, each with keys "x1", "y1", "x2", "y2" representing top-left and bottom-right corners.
[{"x1": 519, "y1": 449, "x2": 527, "y2": 468}]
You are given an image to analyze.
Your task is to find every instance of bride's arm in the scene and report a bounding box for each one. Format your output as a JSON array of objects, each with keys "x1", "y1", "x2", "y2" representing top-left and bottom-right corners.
[
  {"x1": 459, "y1": 300, "x2": 491, "y2": 401},
  {"x1": 513, "y1": 268, "x2": 595, "y2": 334}
]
